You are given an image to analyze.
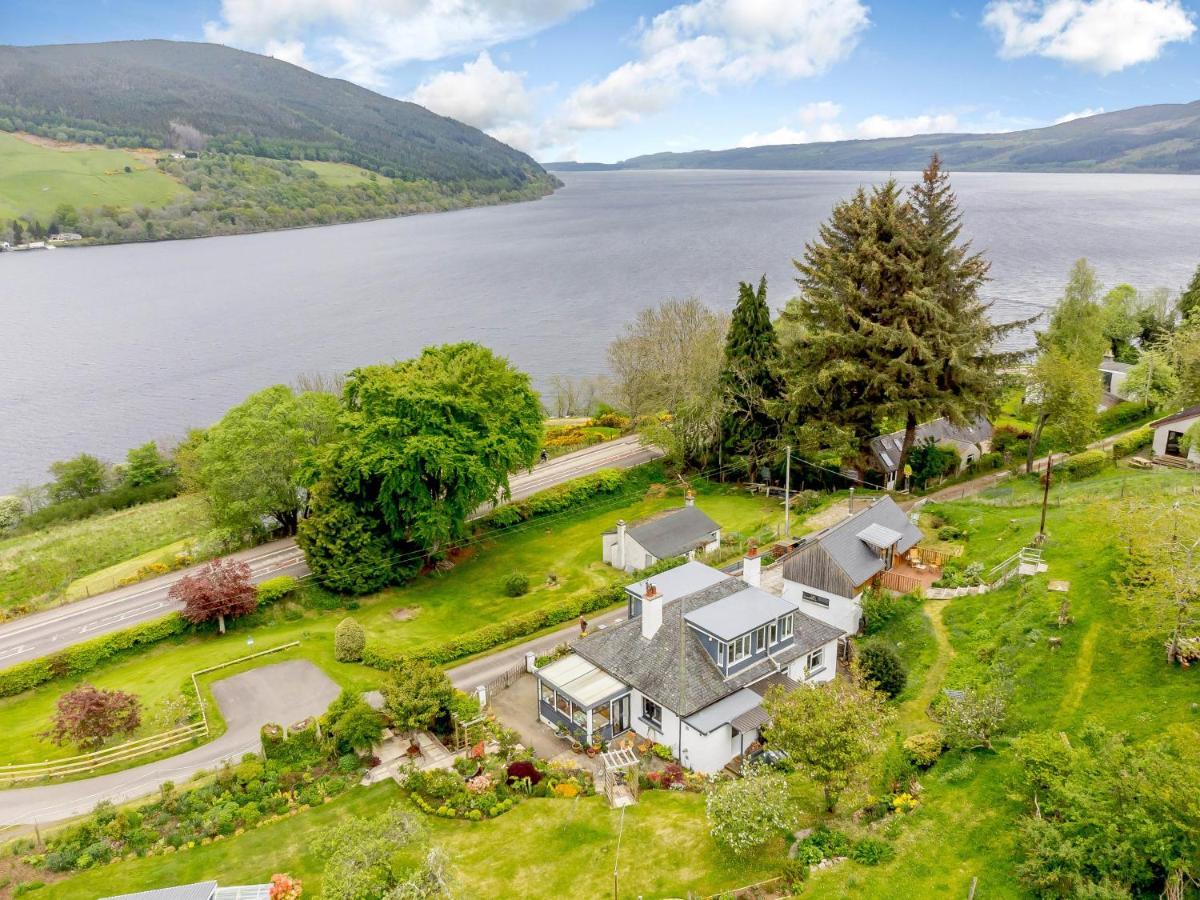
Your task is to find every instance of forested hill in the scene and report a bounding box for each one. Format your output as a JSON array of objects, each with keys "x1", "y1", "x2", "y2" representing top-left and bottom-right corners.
[
  {"x1": 547, "y1": 101, "x2": 1200, "y2": 174},
  {"x1": 0, "y1": 40, "x2": 547, "y2": 188}
]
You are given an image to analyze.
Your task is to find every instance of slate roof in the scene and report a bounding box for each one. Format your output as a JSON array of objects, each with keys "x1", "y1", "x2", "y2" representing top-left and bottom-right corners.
[
  {"x1": 1100, "y1": 358, "x2": 1132, "y2": 373},
  {"x1": 782, "y1": 496, "x2": 924, "y2": 596},
  {"x1": 625, "y1": 505, "x2": 720, "y2": 559},
  {"x1": 1150, "y1": 403, "x2": 1200, "y2": 429},
  {"x1": 573, "y1": 577, "x2": 844, "y2": 716},
  {"x1": 869, "y1": 416, "x2": 993, "y2": 474},
  {"x1": 103, "y1": 883, "x2": 217, "y2": 900}
]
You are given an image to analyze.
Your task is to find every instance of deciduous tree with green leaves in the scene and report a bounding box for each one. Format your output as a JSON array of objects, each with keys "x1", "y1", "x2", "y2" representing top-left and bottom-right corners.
[
  {"x1": 705, "y1": 765, "x2": 794, "y2": 854},
  {"x1": 48, "y1": 453, "x2": 109, "y2": 502},
  {"x1": 199, "y1": 385, "x2": 339, "y2": 536},
  {"x1": 1180, "y1": 263, "x2": 1200, "y2": 322},
  {"x1": 123, "y1": 441, "x2": 172, "y2": 487},
  {"x1": 1038, "y1": 259, "x2": 1109, "y2": 366},
  {"x1": 381, "y1": 659, "x2": 454, "y2": 742},
  {"x1": 1123, "y1": 348, "x2": 1180, "y2": 410},
  {"x1": 1022, "y1": 349, "x2": 1100, "y2": 472},
  {"x1": 719, "y1": 276, "x2": 781, "y2": 479},
  {"x1": 763, "y1": 676, "x2": 890, "y2": 811},
  {"x1": 299, "y1": 343, "x2": 543, "y2": 593}
]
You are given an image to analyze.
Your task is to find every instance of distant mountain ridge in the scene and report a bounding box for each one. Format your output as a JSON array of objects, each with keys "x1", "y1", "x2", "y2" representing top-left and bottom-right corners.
[
  {"x1": 546, "y1": 102, "x2": 1200, "y2": 174},
  {"x1": 0, "y1": 40, "x2": 550, "y2": 189}
]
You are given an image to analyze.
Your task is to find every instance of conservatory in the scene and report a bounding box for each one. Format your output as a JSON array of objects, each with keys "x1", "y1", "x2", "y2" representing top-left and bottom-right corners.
[{"x1": 536, "y1": 653, "x2": 632, "y2": 745}]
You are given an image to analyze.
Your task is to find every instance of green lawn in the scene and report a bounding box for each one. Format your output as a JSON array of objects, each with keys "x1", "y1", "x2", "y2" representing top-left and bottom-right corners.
[
  {"x1": 0, "y1": 473, "x2": 782, "y2": 771},
  {"x1": 0, "y1": 495, "x2": 211, "y2": 614},
  {"x1": 297, "y1": 159, "x2": 376, "y2": 186},
  {"x1": 35, "y1": 783, "x2": 784, "y2": 900},
  {"x1": 0, "y1": 132, "x2": 186, "y2": 222}
]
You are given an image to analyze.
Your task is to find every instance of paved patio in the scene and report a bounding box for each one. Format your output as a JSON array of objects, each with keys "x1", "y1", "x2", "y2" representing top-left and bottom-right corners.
[{"x1": 488, "y1": 673, "x2": 607, "y2": 772}]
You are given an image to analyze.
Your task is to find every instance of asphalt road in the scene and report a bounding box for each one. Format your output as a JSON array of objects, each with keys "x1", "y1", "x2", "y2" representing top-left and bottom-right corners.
[
  {"x1": 0, "y1": 436, "x2": 662, "y2": 667},
  {"x1": 0, "y1": 660, "x2": 339, "y2": 827}
]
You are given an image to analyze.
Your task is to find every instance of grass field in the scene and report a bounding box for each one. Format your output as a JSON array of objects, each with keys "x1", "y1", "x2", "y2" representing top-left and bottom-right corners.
[
  {"x1": 297, "y1": 159, "x2": 376, "y2": 186},
  {"x1": 0, "y1": 472, "x2": 784, "y2": 771},
  {"x1": 0, "y1": 495, "x2": 211, "y2": 614},
  {"x1": 0, "y1": 132, "x2": 186, "y2": 223},
  {"x1": 20, "y1": 464, "x2": 1199, "y2": 898}
]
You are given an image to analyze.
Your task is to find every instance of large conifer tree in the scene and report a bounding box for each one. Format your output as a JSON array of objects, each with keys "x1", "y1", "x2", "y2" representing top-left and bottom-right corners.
[{"x1": 719, "y1": 276, "x2": 781, "y2": 478}]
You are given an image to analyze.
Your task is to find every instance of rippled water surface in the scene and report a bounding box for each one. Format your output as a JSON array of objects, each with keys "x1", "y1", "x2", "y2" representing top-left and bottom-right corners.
[{"x1": 4, "y1": 168, "x2": 1200, "y2": 489}]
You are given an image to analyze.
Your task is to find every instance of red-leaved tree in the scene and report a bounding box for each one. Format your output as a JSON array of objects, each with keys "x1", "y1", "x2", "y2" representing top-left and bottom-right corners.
[
  {"x1": 43, "y1": 683, "x2": 141, "y2": 750},
  {"x1": 169, "y1": 557, "x2": 258, "y2": 634},
  {"x1": 269, "y1": 873, "x2": 302, "y2": 900}
]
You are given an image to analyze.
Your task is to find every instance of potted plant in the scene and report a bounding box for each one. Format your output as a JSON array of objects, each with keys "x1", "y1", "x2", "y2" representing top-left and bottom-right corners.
[{"x1": 571, "y1": 739, "x2": 583, "y2": 754}]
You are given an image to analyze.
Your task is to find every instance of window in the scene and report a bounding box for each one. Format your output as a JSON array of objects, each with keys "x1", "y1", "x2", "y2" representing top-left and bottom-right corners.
[
  {"x1": 780, "y1": 615, "x2": 794, "y2": 639},
  {"x1": 717, "y1": 642, "x2": 725, "y2": 665},
  {"x1": 572, "y1": 704, "x2": 587, "y2": 727},
  {"x1": 555, "y1": 692, "x2": 570, "y2": 717},
  {"x1": 768, "y1": 622, "x2": 778, "y2": 645},
  {"x1": 540, "y1": 682, "x2": 554, "y2": 706},
  {"x1": 593, "y1": 702, "x2": 611, "y2": 732},
  {"x1": 807, "y1": 648, "x2": 825, "y2": 673},
  {"x1": 802, "y1": 591, "x2": 830, "y2": 608},
  {"x1": 642, "y1": 697, "x2": 662, "y2": 727},
  {"x1": 729, "y1": 634, "x2": 752, "y2": 664},
  {"x1": 755, "y1": 625, "x2": 768, "y2": 651}
]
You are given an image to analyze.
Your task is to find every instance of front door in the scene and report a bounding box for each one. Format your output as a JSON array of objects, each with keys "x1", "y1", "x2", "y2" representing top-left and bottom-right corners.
[
  {"x1": 1167, "y1": 430, "x2": 1185, "y2": 457},
  {"x1": 612, "y1": 695, "x2": 631, "y2": 734}
]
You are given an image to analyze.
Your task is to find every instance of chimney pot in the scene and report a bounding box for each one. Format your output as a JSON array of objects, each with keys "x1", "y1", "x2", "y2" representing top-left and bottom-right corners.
[{"x1": 645, "y1": 582, "x2": 658, "y2": 599}]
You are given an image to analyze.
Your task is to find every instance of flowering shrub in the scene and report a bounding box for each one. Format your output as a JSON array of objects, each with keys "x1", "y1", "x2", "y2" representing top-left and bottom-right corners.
[
  {"x1": 268, "y1": 873, "x2": 302, "y2": 900},
  {"x1": 891, "y1": 792, "x2": 920, "y2": 813},
  {"x1": 552, "y1": 782, "x2": 580, "y2": 798},
  {"x1": 466, "y1": 774, "x2": 494, "y2": 794}
]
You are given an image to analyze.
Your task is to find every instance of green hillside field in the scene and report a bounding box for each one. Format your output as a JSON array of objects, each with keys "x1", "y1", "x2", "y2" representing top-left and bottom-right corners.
[{"x1": 0, "y1": 132, "x2": 185, "y2": 223}]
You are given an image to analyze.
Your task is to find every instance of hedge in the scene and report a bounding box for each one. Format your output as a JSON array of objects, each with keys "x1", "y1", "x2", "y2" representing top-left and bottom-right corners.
[
  {"x1": 476, "y1": 468, "x2": 631, "y2": 529},
  {"x1": 1061, "y1": 449, "x2": 1109, "y2": 480},
  {"x1": 361, "y1": 556, "x2": 684, "y2": 671},
  {"x1": 1112, "y1": 427, "x2": 1153, "y2": 457},
  {"x1": 1097, "y1": 402, "x2": 1153, "y2": 434},
  {"x1": 0, "y1": 614, "x2": 188, "y2": 698},
  {"x1": 256, "y1": 575, "x2": 298, "y2": 606}
]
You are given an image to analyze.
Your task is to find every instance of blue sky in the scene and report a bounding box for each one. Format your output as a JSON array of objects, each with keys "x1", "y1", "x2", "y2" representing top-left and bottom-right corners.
[{"x1": 4, "y1": 0, "x2": 1199, "y2": 162}]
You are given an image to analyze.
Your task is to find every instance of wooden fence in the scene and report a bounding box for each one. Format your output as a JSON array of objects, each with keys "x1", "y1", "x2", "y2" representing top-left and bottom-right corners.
[
  {"x1": 0, "y1": 640, "x2": 301, "y2": 784},
  {"x1": 484, "y1": 660, "x2": 527, "y2": 697},
  {"x1": 909, "y1": 544, "x2": 963, "y2": 567},
  {"x1": 878, "y1": 569, "x2": 922, "y2": 594}
]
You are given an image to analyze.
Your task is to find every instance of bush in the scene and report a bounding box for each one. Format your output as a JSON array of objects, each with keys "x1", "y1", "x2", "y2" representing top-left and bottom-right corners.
[
  {"x1": 903, "y1": 731, "x2": 945, "y2": 768},
  {"x1": 793, "y1": 827, "x2": 852, "y2": 865},
  {"x1": 991, "y1": 424, "x2": 1031, "y2": 454},
  {"x1": 256, "y1": 576, "x2": 297, "y2": 606},
  {"x1": 861, "y1": 589, "x2": 905, "y2": 635},
  {"x1": 333, "y1": 618, "x2": 365, "y2": 662},
  {"x1": 503, "y1": 573, "x2": 530, "y2": 598},
  {"x1": 857, "y1": 641, "x2": 907, "y2": 698},
  {"x1": 937, "y1": 525, "x2": 964, "y2": 541},
  {"x1": 0, "y1": 614, "x2": 188, "y2": 699},
  {"x1": 1061, "y1": 449, "x2": 1108, "y2": 481},
  {"x1": 476, "y1": 468, "x2": 631, "y2": 529},
  {"x1": 1097, "y1": 401, "x2": 1152, "y2": 433},
  {"x1": 1112, "y1": 427, "x2": 1152, "y2": 457},
  {"x1": 851, "y1": 838, "x2": 895, "y2": 866},
  {"x1": 13, "y1": 478, "x2": 182, "y2": 532}
]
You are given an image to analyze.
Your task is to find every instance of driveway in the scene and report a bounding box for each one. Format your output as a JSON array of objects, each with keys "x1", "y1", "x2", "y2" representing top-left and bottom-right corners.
[{"x1": 0, "y1": 660, "x2": 339, "y2": 826}]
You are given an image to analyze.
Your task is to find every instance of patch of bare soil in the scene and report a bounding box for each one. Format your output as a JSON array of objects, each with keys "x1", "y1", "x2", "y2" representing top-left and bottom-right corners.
[
  {"x1": 390, "y1": 607, "x2": 420, "y2": 622},
  {"x1": 0, "y1": 852, "x2": 64, "y2": 899}
]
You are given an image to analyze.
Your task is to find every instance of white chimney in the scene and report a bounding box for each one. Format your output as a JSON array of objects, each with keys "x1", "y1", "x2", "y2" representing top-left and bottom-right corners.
[
  {"x1": 685, "y1": 490, "x2": 695, "y2": 508},
  {"x1": 743, "y1": 541, "x2": 762, "y2": 588},
  {"x1": 616, "y1": 519, "x2": 627, "y2": 570},
  {"x1": 641, "y1": 582, "x2": 663, "y2": 640}
]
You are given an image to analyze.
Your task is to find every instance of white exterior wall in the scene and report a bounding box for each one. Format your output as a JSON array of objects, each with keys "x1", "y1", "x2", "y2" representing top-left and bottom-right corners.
[
  {"x1": 1108, "y1": 369, "x2": 1129, "y2": 399},
  {"x1": 782, "y1": 579, "x2": 863, "y2": 636},
  {"x1": 1153, "y1": 414, "x2": 1200, "y2": 462},
  {"x1": 786, "y1": 638, "x2": 840, "y2": 684},
  {"x1": 629, "y1": 687, "x2": 682, "y2": 755}
]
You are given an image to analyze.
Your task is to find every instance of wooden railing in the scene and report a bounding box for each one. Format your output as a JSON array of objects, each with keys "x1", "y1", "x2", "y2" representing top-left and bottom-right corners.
[
  {"x1": 878, "y1": 569, "x2": 922, "y2": 594},
  {"x1": 0, "y1": 722, "x2": 207, "y2": 783},
  {"x1": 909, "y1": 544, "x2": 963, "y2": 567}
]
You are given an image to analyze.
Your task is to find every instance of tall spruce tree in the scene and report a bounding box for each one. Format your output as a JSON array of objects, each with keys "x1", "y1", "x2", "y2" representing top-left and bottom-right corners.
[
  {"x1": 719, "y1": 276, "x2": 781, "y2": 478},
  {"x1": 780, "y1": 179, "x2": 947, "y2": 474},
  {"x1": 907, "y1": 155, "x2": 1030, "y2": 461}
]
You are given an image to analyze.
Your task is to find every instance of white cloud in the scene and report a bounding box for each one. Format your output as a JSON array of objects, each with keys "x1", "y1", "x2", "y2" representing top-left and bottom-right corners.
[
  {"x1": 411, "y1": 52, "x2": 534, "y2": 132},
  {"x1": 982, "y1": 0, "x2": 1195, "y2": 73},
  {"x1": 737, "y1": 127, "x2": 811, "y2": 147},
  {"x1": 854, "y1": 113, "x2": 959, "y2": 139},
  {"x1": 204, "y1": 0, "x2": 593, "y2": 87},
  {"x1": 798, "y1": 100, "x2": 842, "y2": 124},
  {"x1": 557, "y1": 0, "x2": 869, "y2": 133},
  {"x1": 1054, "y1": 106, "x2": 1105, "y2": 123}
]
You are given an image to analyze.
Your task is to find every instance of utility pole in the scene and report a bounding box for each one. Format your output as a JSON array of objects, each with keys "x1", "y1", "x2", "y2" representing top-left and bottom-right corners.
[
  {"x1": 1039, "y1": 452, "x2": 1053, "y2": 539},
  {"x1": 784, "y1": 445, "x2": 792, "y2": 537}
]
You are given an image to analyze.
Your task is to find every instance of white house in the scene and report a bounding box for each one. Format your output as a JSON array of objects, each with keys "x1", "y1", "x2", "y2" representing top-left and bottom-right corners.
[
  {"x1": 601, "y1": 494, "x2": 720, "y2": 572},
  {"x1": 869, "y1": 417, "x2": 993, "y2": 490},
  {"x1": 1099, "y1": 355, "x2": 1133, "y2": 410},
  {"x1": 1149, "y1": 404, "x2": 1200, "y2": 465},
  {"x1": 534, "y1": 555, "x2": 844, "y2": 774},
  {"x1": 781, "y1": 496, "x2": 924, "y2": 641}
]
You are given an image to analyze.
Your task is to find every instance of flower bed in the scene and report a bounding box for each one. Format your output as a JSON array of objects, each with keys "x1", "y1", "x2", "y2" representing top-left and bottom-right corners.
[{"x1": 402, "y1": 754, "x2": 594, "y2": 821}]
